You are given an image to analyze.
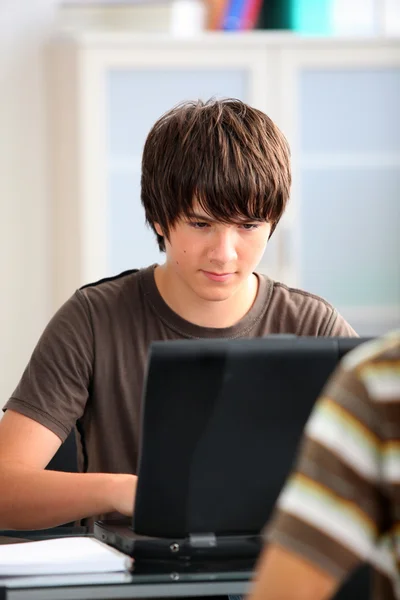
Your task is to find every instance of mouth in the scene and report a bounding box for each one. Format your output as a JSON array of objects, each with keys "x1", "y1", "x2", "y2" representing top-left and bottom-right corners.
[{"x1": 201, "y1": 271, "x2": 235, "y2": 282}]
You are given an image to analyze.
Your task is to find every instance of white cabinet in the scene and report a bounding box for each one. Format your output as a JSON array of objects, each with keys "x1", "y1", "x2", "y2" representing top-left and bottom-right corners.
[{"x1": 49, "y1": 32, "x2": 400, "y2": 335}]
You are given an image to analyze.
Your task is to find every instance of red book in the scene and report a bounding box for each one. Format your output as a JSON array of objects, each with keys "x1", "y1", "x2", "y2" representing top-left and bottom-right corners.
[{"x1": 242, "y1": 0, "x2": 263, "y2": 29}]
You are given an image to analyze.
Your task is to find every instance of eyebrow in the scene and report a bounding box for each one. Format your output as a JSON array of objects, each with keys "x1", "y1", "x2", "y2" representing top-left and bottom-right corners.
[
  {"x1": 186, "y1": 212, "x2": 216, "y2": 223},
  {"x1": 186, "y1": 212, "x2": 260, "y2": 224}
]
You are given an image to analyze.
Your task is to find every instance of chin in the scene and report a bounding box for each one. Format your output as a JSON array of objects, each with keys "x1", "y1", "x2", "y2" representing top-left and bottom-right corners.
[{"x1": 196, "y1": 288, "x2": 233, "y2": 302}]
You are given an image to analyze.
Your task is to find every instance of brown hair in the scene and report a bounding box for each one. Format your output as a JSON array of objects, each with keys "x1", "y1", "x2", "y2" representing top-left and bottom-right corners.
[{"x1": 141, "y1": 98, "x2": 291, "y2": 252}]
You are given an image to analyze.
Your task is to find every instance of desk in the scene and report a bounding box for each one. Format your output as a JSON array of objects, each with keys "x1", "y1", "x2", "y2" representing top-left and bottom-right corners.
[{"x1": 0, "y1": 533, "x2": 254, "y2": 600}]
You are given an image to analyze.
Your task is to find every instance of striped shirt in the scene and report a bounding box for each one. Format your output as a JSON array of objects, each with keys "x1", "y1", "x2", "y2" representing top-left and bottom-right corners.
[{"x1": 266, "y1": 330, "x2": 400, "y2": 600}]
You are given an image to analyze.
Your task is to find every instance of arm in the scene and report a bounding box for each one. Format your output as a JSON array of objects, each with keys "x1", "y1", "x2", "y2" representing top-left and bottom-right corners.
[
  {"x1": 250, "y1": 544, "x2": 337, "y2": 600},
  {"x1": 1, "y1": 291, "x2": 137, "y2": 530},
  {"x1": 0, "y1": 410, "x2": 136, "y2": 530}
]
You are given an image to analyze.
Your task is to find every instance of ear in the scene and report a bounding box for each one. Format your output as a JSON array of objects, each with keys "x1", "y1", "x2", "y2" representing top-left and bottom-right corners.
[{"x1": 154, "y1": 222, "x2": 163, "y2": 236}]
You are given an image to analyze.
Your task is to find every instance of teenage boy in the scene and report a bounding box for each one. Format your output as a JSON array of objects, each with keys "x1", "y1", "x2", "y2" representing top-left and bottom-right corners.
[{"x1": 0, "y1": 99, "x2": 356, "y2": 531}]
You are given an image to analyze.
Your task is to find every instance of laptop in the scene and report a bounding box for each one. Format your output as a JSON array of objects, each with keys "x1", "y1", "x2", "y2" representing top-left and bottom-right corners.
[{"x1": 94, "y1": 335, "x2": 370, "y2": 562}]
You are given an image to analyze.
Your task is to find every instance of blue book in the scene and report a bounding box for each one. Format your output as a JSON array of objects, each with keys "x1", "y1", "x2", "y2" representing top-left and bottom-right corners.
[{"x1": 223, "y1": 0, "x2": 249, "y2": 31}]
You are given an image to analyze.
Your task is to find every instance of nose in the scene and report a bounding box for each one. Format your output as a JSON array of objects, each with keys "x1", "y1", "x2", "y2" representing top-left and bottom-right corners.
[{"x1": 208, "y1": 227, "x2": 237, "y2": 266}]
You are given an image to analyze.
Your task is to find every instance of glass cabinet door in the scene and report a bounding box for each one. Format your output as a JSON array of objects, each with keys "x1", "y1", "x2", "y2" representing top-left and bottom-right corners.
[{"x1": 297, "y1": 67, "x2": 400, "y2": 335}]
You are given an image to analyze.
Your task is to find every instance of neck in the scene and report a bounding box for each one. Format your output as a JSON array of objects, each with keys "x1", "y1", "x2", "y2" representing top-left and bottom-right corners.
[{"x1": 154, "y1": 265, "x2": 259, "y2": 328}]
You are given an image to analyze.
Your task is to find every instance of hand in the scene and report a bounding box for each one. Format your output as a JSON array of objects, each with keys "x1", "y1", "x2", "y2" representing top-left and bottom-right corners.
[{"x1": 109, "y1": 474, "x2": 138, "y2": 516}]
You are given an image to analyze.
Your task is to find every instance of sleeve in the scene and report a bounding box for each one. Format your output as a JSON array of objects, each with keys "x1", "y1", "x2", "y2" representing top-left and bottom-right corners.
[
  {"x1": 264, "y1": 366, "x2": 385, "y2": 581},
  {"x1": 326, "y1": 309, "x2": 358, "y2": 337},
  {"x1": 3, "y1": 291, "x2": 93, "y2": 442}
]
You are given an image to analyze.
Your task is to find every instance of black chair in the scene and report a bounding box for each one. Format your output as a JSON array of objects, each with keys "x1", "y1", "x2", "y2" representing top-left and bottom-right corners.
[
  {"x1": 45, "y1": 429, "x2": 79, "y2": 528},
  {"x1": 46, "y1": 429, "x2": 78, "y2": 473},
  {"x1": 335, "y1": 564, "x2": 370, "y2": 599}
]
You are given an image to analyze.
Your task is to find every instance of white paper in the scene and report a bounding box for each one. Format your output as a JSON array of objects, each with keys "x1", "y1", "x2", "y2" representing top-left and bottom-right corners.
[
  {"x1": 0, "y1": 537, "x2": 131, "y2": 576},
  {"x1": 1, "y1": 572, "x2": 132, "y2": 588}
]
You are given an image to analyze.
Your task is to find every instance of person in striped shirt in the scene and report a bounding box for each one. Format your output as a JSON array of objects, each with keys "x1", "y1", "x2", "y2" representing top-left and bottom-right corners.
[{"x1": 249, "y1": 330, "x2": 400, "y2": 600}]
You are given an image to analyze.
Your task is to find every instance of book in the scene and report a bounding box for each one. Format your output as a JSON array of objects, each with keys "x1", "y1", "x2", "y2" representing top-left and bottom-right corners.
[
  {"x1": 255, "y1": 0, "x2": 293, "y2": 30},
  {"x1": 0, "y1": 536, "x2": 132, "y2": 576},
  {"x1": 205, "y1": 0, "x2": 229, "y2": 30},
  {"x1": 222, "y1": 0, "x2": 248, "y2": 30},
  {"x1": 242, "y1": 0, "x2": 263, "y2": 29}
]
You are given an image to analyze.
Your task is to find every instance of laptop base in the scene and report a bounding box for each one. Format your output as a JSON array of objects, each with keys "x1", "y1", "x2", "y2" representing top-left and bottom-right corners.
[{"x1": 94, "y1": 520, "x2": 262, "y2": 562}]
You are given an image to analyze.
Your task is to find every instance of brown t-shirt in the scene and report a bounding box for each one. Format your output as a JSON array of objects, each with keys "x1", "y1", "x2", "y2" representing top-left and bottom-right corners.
[{"x1": 4, "y1": 265, "x2": 356, "y2": 522}]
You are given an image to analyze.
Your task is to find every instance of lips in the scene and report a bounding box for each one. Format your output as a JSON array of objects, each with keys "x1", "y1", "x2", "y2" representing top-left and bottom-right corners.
[{"x1": 202, "y1": 270, "x2": 234, "y2": 282}]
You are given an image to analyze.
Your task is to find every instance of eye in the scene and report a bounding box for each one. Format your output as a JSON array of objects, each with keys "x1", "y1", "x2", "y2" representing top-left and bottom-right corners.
[
  {"x1": 240, "y1": 223, "x2": 259, "y2": 231},
  {"x1": 189, "y1": 221, "x2": 210, "y2": 229}
]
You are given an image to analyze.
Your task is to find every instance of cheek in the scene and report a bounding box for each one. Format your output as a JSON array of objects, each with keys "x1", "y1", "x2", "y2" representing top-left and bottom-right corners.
[
  {"x1": 256, "y1": 230, "x2": 270, "y2": 250},
  {"x1": 178, "y1": 236, "x2": 202, "y2": 259},
  {"x1": 242, "y1": 234, "x2": 269, "y2": 261},
  {"x1": 172, "y1": 243, "x2": 193, "y2": 269}
]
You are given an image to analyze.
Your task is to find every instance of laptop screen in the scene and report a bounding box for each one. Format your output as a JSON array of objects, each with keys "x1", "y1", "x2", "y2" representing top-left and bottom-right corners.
[{"x1": 133, "y1": 336, "x2": 369, "y2": 539}]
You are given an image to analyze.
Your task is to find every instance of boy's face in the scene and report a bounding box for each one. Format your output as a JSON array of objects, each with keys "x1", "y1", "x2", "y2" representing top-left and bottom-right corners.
[{"x1": 154, "y1": 204, "x2": 271, "y2": 303}]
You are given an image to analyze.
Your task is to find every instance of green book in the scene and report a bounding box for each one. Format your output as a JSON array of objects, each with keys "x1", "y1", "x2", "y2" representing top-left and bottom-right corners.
[{"x1": 256, "y1": 0, "x2": 332, "y2": 34}]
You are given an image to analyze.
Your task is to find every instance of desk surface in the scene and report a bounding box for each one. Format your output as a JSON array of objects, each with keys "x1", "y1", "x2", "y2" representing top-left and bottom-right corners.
[{"x1": 0, "y1": 534, "x2": 254, "y2": 600}]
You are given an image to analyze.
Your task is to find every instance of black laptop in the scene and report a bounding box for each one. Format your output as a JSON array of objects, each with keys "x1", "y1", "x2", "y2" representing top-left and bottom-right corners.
[{"x1": 94, "y1": 335, "x2": 369, "y2": 562}]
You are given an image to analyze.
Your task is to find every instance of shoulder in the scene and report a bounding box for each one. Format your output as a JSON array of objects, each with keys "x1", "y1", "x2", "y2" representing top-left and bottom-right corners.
[
  {"x1": 77, "y1": 267, "x2": 150, "y2": 314},
  {"x1": 79, "y1": 268, "x2": 140, "y2": 299},
  {"x1": 271, "y1": 279, "x2": 334, "y2": 310},
  {"x1": 342, "y1": 330, "x2": 400, "y2": 371},
  {"x1": 260, "y1": 275, "x2": 350, "y2": 336},
  {"x1": 340, "y1": 331, "x2": 400, "y2": 403}
]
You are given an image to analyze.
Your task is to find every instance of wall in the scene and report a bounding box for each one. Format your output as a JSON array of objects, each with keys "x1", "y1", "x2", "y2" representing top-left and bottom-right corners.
[{"x1": 0, "y1": 1, "x2": 58, "y2": 408}]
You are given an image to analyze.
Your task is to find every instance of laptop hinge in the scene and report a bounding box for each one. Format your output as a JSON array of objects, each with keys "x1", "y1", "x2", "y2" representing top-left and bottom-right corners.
[{"x1": 189, "y1": 533, "x2": 217, "y2": 548}]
